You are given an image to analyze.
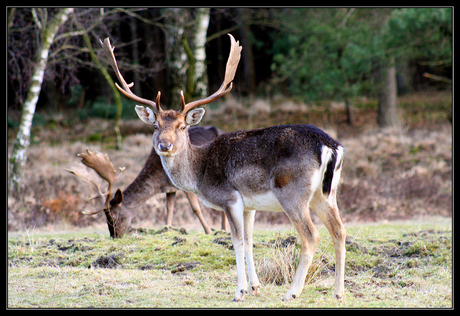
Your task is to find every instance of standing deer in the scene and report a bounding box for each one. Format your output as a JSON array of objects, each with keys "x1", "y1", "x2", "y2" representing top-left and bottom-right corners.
[
  {"x1": 68, "y1": 126, "x2": 227, "y2": 238},
  {"x1": 100, "y1": 34, "x2": 346, "y2": 302}
]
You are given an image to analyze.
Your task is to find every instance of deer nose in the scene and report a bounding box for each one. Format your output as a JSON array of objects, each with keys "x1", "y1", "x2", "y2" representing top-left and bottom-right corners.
[{"x1": 158, "y1": 141, "x2": 173, "y2": 152}]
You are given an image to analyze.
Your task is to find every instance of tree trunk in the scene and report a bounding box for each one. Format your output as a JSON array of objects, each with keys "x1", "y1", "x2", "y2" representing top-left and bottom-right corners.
[
  {"x1": 345, "y1": 96, "x2": 355, "y2": 126},
  {"x1": 183, "y1": 8, "x2": 210, "y2": 102},
  {"x1": 8, "y1": 8, "x2": 73, "y2": 195},
  {"x1": 237, "y1": 8, "x2": 256, "y2": 94},
  {"x1": 191, "y1": 8, "x2": 210, "y2": 99},
  {"x1": 165, "y1": 8, "x2": 188, "y2": 108},
  {"x1": 377, "y1": 56, "x2": 399, "y2": 128},
  {"x1": 165, "y1": 8, "x2": 210, "y2": 105},
  {"x1": 129, "y1": 15, "x2": 141, "y2": 96}
]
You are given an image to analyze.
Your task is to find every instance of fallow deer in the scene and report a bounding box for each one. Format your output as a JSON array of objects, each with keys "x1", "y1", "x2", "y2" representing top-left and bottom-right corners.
[
  {"x1": 68, "y1": 126, "x2": 227, "y2": 238},
  {"x1": 101, "y1": 34, "x2": 346, "y2": 302}
]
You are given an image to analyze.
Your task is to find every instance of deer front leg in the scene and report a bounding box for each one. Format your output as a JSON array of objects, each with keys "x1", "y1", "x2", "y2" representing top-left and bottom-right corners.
[
  {"x1": 224, "y1": 198, "x2": 248, "y2": 302},
  {"x1": 165, "y1": 192, "x2": 176, "y2": 226},
  {"x1": 244, "y1": 209, "x2": 260, "y2": 295}
]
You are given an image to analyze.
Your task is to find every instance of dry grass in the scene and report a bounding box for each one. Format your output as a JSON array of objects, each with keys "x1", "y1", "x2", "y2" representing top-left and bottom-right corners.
[
  {"x1": 339, "y1": 125, "x2": 452, "y2": 222},
  {"x1": 7, "y1": 133, "x2": 198, "y2": 231},
  {"x1": 256, "y1": 233, "x2": 329, "y2": 286},
  {"x1": 257, "y1": 243, "x2": 298, "y2": 286},
  {"x1": 8, "y1": 91, "x2": 452, "y2": 231}
]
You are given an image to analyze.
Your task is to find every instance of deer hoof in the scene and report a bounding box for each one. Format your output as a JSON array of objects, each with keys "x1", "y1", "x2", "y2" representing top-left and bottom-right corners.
[
  {"x1": 232, "y1": 289, "x2": 247, "y2": 302},
  {"x1": 251, "y1": 285, "x2": 260, "y2": 296},
  {"x1": 334, "y1": 293, "x2": 344, "y2": 300},
  {"x1": 282, "y1": 293, "x2": 297, "y2": 302}
]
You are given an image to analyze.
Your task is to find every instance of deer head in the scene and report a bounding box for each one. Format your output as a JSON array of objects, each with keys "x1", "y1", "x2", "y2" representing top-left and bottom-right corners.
[
  {"x1": 67, "y1": 148, "x2": 129, "y2": 237},
  {"x1": 99, "y1": 34, "x2": 242, "y2": 157}
]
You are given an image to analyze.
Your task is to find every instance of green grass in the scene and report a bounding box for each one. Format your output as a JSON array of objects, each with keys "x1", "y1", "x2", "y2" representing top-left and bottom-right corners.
[{"x1": 8, "y1": 218, "x2": 452, "y2": 308}]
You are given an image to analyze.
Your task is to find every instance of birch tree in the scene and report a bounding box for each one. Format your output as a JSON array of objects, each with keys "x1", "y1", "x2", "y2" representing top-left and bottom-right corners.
[
  {"x1": 190, "y1": 8, "x2": 210, "y2": 99},
  {"x1": 8, "y1": 8, "x2": 74, "y2": 194},
  {"x1": 164, "y1": 8, "x2": 210, "y2": 106}
]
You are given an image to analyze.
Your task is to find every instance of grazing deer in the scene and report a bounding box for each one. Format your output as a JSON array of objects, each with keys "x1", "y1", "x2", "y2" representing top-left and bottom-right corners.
[
  {"x1": 68, "y1": 126, "x2": 227, "y2": 238},
  {"x1": 100, "y1": 34, "x2": 346, "y2": 302}
]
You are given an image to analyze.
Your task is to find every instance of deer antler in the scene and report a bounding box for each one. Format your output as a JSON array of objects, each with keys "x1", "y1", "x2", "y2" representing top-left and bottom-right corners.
[
  {"x1": 67, "y1": 148, "x2": 125, "y2": 215},
  {"x1": 99, "y1": 37, "x2": 162, "y2": 113},
  {"x1": 78, "y1": 148, "x2": 123, "y2": 184},
  {"x1": 179, "y1": 34, "x2": 242, "y2": 114},
  {"x1": 101, "y1": 34, "x2": 241, "y2": 115}
]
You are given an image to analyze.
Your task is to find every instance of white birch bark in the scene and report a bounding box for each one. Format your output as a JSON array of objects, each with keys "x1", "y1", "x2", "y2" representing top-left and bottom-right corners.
[
  {"x1": 192, "y1": 8, "x2": 210, "y2": 99},
  {"x1": 8, "y1": 8, "x2": 73, "y2": 193}
]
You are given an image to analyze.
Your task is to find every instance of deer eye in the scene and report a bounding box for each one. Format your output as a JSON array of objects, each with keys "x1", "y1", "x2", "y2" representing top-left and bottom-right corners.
[
  {"x1": 179, "y1": 125, "x2": 186, "y2": 132},
  {"x1": 153, "y1": 124, "x2": 159, "y2": 130}
]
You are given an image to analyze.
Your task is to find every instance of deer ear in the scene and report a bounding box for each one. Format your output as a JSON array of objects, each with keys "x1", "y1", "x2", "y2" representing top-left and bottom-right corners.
[
  {"x1": 135, "y1": 105, "x2": 156, "y2": 124},
  {"x1": 113, "y1": 188, "x2": 123, "y2": 205},
  {"x1": 186, "y1": 108, "x2": 205, "y2": 126}
]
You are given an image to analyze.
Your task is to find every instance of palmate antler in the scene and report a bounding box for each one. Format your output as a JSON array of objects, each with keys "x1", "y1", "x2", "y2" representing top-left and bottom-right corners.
[
  {"x1": 100, "y1": 34, "x2": 242, "y2": 114},
  {"x1": 67, "y1": 148, "x2": 125, "y2": 215}
]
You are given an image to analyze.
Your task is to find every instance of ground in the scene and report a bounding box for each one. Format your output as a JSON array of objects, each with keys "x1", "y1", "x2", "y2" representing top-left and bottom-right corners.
[
  {"x1": 8, "y1": 218, "x2": 451, "y2": 308},
  {"x1": 8, "y1": 91, "x2": 452, "y2": 308}
]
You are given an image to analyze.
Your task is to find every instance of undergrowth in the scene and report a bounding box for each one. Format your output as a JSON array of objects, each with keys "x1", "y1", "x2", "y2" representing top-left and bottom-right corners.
[{"x1": 8, "y1": 219, "x2": 452, "y2": 307}]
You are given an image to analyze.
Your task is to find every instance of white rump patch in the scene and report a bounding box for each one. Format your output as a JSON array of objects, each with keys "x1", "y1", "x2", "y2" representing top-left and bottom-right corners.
[
  {"x1": 335, "y1": 146, "x2": 344, "y2": 170},
  {"x1": 312, "y1": 145, "x2": 333, "y2": 193},
  {"x1": 330, "y1": 146, "x2": 344, "y2": 196}
]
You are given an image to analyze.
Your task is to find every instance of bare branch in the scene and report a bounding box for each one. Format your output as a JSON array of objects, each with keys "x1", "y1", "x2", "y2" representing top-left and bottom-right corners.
[
  {"x1": 31, "y1": 9, "x2": 43, "y2": 30},
  {"x1": 115, "y1": 8, "x2": 168, "y2": 29}
]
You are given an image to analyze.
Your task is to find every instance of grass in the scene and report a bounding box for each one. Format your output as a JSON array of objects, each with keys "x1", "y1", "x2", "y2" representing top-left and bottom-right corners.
[
  {"x1": 7, "y1": 92, "x2": 452, "y2": 307},
  {"x1": 8, "y1": 218, "x2": 452, "y2": 308}
]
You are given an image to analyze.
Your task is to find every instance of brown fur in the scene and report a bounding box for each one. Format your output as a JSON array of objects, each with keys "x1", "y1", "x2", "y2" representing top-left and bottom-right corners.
[
  {"x1": 104, "y1": 126, "x2": 226, "y2": 238},
  {"x1": 139, "y1": 108, "x2": 346, "y2": 302}
]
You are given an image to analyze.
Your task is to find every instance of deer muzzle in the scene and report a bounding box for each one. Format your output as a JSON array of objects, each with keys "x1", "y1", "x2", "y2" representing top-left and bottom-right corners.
[{"x1": 158, "y1": 141, "x2": 173, "y2": 153}]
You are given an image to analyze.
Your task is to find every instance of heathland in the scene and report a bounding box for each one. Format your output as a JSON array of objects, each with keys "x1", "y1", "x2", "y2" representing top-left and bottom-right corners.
[{"x1": 8, "y1": 91, "x2": 452, "y2": 308}]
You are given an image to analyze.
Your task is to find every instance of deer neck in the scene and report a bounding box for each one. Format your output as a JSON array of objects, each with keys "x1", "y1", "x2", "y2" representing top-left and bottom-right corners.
[
  {"x1": 121, "y1": 172, "x2": 161, "y2": 209},
  {"x1": 159, "y1": 142, "x2": 202, "y2": 194},
  {"x1": 122, "y1": 148, "x2": 176, "y2": 209}
]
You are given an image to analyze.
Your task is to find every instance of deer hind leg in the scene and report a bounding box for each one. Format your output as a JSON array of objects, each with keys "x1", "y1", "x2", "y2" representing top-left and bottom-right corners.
[
  {"x1": 243, "y1": 209, "x2": 260, "y2": 295},
  {"x1": 279, "y1": 197, "x2": 319, "y2": 301},
  {"x1": 185, "y1": 192, "x2": 212, "y2": 234},
  {"x1": 310, "y1": 189, "x2": 346, "y2": 300}
]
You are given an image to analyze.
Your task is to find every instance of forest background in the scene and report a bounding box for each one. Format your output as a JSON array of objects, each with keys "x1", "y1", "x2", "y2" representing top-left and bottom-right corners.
[{"x1": 7, "y1": 7, "x2": 452, "y2": 231}]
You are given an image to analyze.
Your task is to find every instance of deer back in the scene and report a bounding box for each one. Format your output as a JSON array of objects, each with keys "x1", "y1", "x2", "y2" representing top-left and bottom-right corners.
[{"x1": 192, "y1": 125, "x2": 342, "y2": 207}]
